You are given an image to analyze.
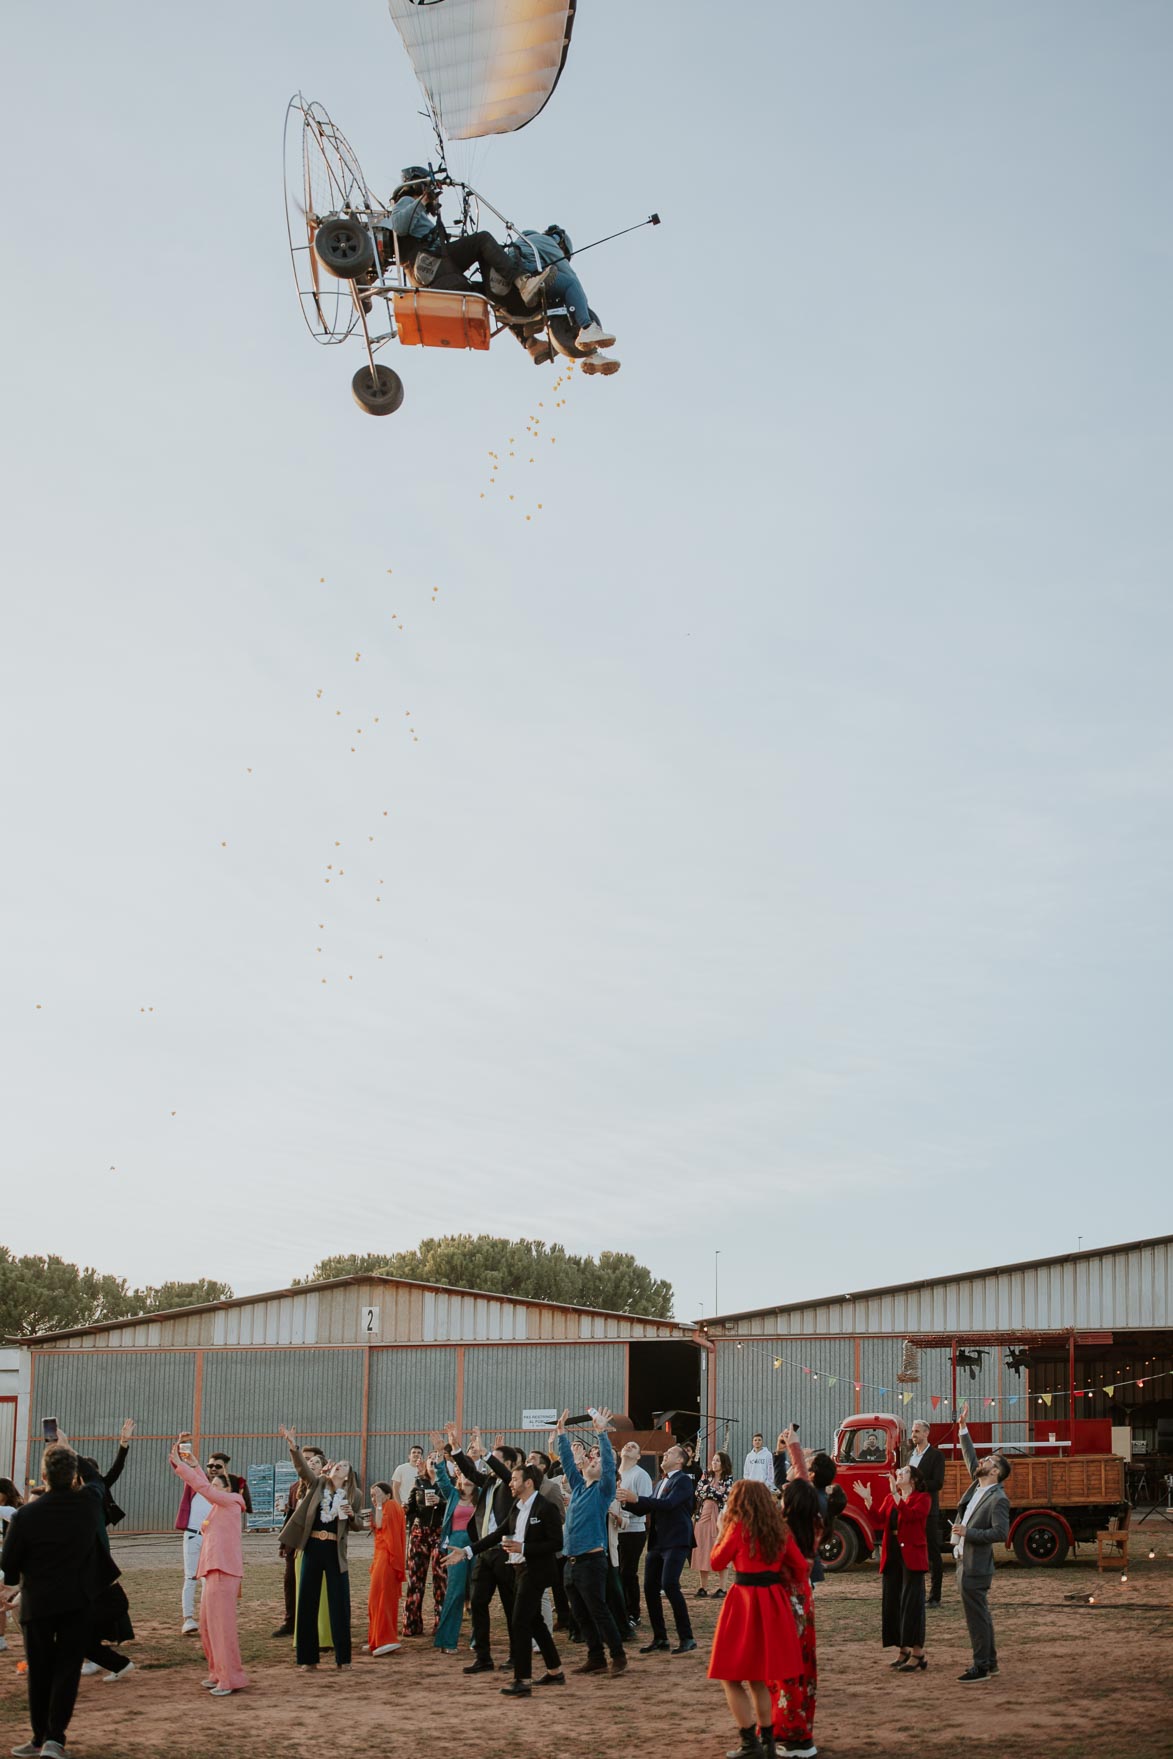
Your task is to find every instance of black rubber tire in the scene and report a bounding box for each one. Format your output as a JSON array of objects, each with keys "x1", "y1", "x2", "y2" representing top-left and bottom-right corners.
[
  {"x1": 314, "y1": 215, "x2": 372, "y2": 280},
  {"x1": 548, "y1": 312, "x2": 589, "y2": 360},
  {"x1": 351, "y1": 365, "x2": 404, "y2": 418},
  {"x1": 819, "y1": 1520, "x2": 860, "y2": 1572},
  {"x1": 1012, "y1": 1514, "x2": 1069, "y2": 1566}
]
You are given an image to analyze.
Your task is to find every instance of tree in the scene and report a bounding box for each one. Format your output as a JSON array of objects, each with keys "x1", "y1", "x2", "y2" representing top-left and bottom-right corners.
[
  {"x1": 294, "y1": 1235, "x2": 674, "y2": 1318},
  {"x1": 0, "y1": 1248, "x2": 233, "y2": 1338}
]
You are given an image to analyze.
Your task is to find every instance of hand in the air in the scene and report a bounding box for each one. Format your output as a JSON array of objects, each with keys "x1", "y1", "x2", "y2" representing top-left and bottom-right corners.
[
  {"x1": 119, "y1": 1419, "x2": 136, "y2": 1447},
  {"x1": 592, "y1": 1408, "x2": 613, "y2": 1434}
]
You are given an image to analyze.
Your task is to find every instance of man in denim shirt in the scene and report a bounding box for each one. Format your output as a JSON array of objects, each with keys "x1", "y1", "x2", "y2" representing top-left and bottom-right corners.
[{"x1": 554, "y1": 1409, "x2": 628, "y2": 1678}]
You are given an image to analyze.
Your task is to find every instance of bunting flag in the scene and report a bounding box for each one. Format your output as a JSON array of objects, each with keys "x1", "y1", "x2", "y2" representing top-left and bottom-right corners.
[
  {"x1": 1039, "y1": 1393, "x2": 1053, "y2": 1407},
  {"x1": 1104, "y1": 1385, "x2": 1114, "y2": 1398},
  {"x1": 774, "y1": 1358, "x2": 782, "y2": 1369},
  {"x1": 930, "y1": 1395, "x2": 941, "y2": 1410},
  {"x1": 902, "y1": 1391, "x2": 914, "y2": 1404},
  {"x1": 878, "y1": 1387, "x2": 888, "y2": 1397},
  {"x1": 828, "y1": 1377, "x2": 838, "y2": 1388},
  {"x1": 1008, "y1": 1396, "x2": 1019, "y2": 1406},
  {"x1": 984, "y1": 1398, "x2": 995, "y2": 1407}
]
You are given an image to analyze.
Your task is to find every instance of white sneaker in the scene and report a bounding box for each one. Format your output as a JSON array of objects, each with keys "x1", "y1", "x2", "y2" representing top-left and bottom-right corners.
[
  {"x1": 181, "y1": 1618, "x2": 199, "y2": 1634},
  {"x1": 580, "y1": 351, "x2": 621, "y2": 376},
  {"x1": 43, "y1": 1746, "x2": 69, "y2": 1759},
  {"x1": 10, "y1": 1744, "x2": 43, "y2": 1758},
  {"x1": 80, "y1": 1660, "x2": 101, "y2": 1676},
  {"x1": 209, "y1": 1685, "x2": 235, "y2": 1696},
  {"x1": 201, "y1": 1678, "x2": 217, "y2": 1689},
  {"x1": 371, "y1": 1643, "x2": 401, "y2": 1656},
  {"x1": 576, "y1": 321, "x2": 616, "y2": 352},
  {"x1": 516, "y1": 266, "x2": 554, "y2": 306},
  {"x1": 103, "y1": 1660, "x2": 134, "y2": 1683}
]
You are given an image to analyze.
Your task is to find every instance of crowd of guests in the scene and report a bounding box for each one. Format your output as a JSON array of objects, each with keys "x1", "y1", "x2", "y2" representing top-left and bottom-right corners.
[{"x1": 0, "y1": 1408, "x2": 1013, "y2": 1759}]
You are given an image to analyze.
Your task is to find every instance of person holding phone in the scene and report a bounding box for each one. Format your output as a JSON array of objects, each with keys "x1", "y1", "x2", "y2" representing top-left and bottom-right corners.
[
  {"x1": 401, "y1": 1449, "x2": 450, "y2": 1637},
  {"x1": 169, "y1": 1441, "x2": 248, "y2": 1695},
  {"x1": 1, "y1": 1439, "x2": 113, "y2": 1759}
]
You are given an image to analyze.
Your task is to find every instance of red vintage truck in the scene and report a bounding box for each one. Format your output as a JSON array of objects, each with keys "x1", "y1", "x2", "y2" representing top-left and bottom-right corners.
[{"x1": 820, "y1": 1413, "x2": 1127, "y2": 1570}]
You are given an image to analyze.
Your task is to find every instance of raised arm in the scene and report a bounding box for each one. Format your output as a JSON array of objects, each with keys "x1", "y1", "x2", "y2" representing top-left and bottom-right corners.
[
  {"x1": 556, "y1": 1430, "x2": 585, "y2": 1492},
  {"x1": 782, "y1": 1425, "x2": 809, "y2": 1482},
  {"x1": 278, "y1": 1425, "x2": 317, "y2": 1486},
  {"x1": 958, "y1": 1424, "x2": 979, "y2": 1479},
  {"x1": 597, "y1": 1427, "x2": 616, "y2": 1501},
  {"x1": 170, "y1": 1449, "x2": 242, "y2": 1509}
]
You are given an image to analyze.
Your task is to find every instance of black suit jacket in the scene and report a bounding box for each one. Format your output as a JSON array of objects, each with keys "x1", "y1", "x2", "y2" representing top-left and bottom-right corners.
[
  {"x1": 914, "y1": 1444, "x2": 946, "y2": 1498},
  {"x1": 1, "y1": 1486, "x2": 113, "y2": 1621},
  {"x1": 451, "y1": 1449, "x2": 513, "y2": 1542},
  {"x1": 468, "y1": 1488, "x2": 564, "y2": 1588}
]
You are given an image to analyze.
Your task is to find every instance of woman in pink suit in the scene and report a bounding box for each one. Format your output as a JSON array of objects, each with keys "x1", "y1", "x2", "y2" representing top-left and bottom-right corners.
[{"x1": 169, "y1": 1439, "x2": 248, "y2": 1695}]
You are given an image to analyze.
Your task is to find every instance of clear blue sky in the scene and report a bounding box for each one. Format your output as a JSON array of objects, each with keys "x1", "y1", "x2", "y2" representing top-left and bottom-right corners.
[{"x1": 4, "y1": 1, "x2": 1171, "y2": 1320}]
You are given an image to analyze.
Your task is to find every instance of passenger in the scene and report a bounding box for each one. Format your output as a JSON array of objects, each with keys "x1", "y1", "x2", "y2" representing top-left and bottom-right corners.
[
  {"x1": 504, "y1": 225, "x2": 620, "y2": 375},
  {"x1": 387, "y1": 167, "x2": 550, "y2": 304}
]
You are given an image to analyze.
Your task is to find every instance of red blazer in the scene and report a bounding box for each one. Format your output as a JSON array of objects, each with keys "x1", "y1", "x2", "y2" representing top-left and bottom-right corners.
[{"x1": 878, "y1": 1490, "x2": 931, "y2": 1572}]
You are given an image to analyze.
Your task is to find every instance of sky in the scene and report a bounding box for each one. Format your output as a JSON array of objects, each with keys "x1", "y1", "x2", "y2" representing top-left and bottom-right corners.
[{"x1": 3, "y1": 1, "x2": 1171, "y2": 1324}]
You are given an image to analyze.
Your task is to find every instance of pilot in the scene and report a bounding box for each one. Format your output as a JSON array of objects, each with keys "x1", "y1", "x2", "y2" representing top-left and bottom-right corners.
[{"x1": 387, "y1": 168, "x2": 550, "y2": 306}]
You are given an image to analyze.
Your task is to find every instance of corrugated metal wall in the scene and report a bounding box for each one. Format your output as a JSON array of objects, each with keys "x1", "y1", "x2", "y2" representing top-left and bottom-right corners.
[
  {"x1": 201, "y1": 1348, "x2": 364, "y2": 1451},
  {"x1": 714, "y1": 1339, "x2": 856, "y2": 1457},
  {"x1": 462, "y1": 1344, "x2": 626, "y2": 1449},
  {"x1": 28, "y1": 1349, "x2": 198, "y2": 1530},
  {"x1": 366, "y1": 1347, "x2": 457, "y2": 1487}
]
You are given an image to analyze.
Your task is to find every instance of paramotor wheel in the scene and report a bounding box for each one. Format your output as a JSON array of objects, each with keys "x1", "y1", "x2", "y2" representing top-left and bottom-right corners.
[
  {"x1": 314, "y1": 215, "x2": 373, "y2": 280},
  {"x1": 352, "y1": 365, "x2": 404, "y2": 417},
  {"x1": 284, "y1": 94, "x2": 373, "y2": 343}
]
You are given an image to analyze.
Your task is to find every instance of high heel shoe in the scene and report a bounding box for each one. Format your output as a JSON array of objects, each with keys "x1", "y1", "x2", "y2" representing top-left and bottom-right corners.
[
  {"x1": 895, "y1": 1654, "x2": 928, "y2": 1672},
  {"x1": 889, "y1": 1649, "x2": 911, "y2": 1669}
]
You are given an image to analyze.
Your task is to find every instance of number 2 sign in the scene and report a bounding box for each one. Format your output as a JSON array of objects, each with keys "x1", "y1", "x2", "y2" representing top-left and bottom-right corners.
[{"x1": 362, "y1": 1306, "x2": 381, "y2": 1338}]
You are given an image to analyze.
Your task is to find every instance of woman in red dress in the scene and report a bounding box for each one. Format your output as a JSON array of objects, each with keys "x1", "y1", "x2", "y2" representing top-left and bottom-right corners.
[
  {"x1": 876, "y1": 1465, "x2": 931, "y2": 1672},
  {"x1": 708, "y1": 1479, "x2": 803, "y2": 1759}
]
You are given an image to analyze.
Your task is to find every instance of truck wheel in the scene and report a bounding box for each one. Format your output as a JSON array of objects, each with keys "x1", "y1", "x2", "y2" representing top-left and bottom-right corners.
[
  {"x1": 1012, "y1": 1514, "x2": 1069, "y2": 1565},
  {"x1": 314, "y1": 216, "x2": 372, "y2": 280},
  {"x1": 819, "y1": 1520, "x2": 860, "y2": 1572},
  {"x1": 351, "y1": 365, "x2": 404, "y2": 416}
]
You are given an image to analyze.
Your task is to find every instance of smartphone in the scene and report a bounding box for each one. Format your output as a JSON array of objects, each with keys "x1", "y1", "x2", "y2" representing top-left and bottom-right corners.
[
  {"x1": 792, "y1": 1422, "x2": 800, "y2": 1434},
  {"x1": 42, "y1": 1417, "x2": 59, "y2": 1443}
]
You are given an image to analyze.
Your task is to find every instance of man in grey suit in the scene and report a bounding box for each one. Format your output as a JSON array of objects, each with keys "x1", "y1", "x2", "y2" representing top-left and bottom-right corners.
[{"x1": 951, "y1": 1422, "x2": 1011, "y2": 1682}]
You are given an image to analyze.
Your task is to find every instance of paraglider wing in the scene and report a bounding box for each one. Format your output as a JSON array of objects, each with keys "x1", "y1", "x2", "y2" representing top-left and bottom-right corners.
[{"x1": 387, "y1": 0, "x2": 577, "y2": 141}]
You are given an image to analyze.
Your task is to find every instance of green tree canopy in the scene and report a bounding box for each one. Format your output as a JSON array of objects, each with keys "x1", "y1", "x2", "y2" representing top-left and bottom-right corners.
[
  {"x1": 296, "y1": 1235, "x2": 673, "y2": 1319},
  {"x1": 0, "y1": 1248, "x2": 233, "y2": 1338}
]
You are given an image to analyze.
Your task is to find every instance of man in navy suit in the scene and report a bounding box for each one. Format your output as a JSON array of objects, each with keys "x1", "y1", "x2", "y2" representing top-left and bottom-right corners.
[{"x1": 617, "y1": 1442, "x2": 696, "y2": 1653}]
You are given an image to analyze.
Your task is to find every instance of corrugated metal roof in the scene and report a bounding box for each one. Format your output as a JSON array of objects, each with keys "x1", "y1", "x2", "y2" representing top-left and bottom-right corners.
[
  {"x1": 702, "y1": 1235, "x2": 1173, "y2": 1334},
  {"x1": 16, "y1": 1272, "x2": 694, "y2": 1347}
]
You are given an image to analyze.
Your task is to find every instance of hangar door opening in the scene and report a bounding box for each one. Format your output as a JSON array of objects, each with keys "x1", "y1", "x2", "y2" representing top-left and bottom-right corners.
[{"x1": 628, "y1": 1342, "x2": 702, "y2": 1445}]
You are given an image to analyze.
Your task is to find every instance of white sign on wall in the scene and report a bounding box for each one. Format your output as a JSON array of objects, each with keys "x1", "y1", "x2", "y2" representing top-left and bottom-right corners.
[
  {"x1": 362, "y1": 1306, "x2": 381, "y2": 1338},
  {"x1": 521, "y1": 1408, "x2": 558, "y2": 1431}
]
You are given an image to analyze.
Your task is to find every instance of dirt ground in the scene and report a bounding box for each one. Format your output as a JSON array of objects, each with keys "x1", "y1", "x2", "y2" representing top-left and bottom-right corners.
[{"x1": 3, "y1": 1530, "x2": 1173, "y2": 1759}]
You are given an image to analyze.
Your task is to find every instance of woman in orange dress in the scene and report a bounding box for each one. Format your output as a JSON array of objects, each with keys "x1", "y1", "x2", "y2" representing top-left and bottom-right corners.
[
  {"x1": 367, "y1": 1481, "x2": 407, "y2": 1656},
  {"x1": 707, "y1": 1479, "x2": 803, "y2": 1759}
]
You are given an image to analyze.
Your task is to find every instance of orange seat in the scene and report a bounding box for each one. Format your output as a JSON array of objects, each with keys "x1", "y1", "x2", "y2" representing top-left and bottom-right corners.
[{"x1": 393, "y1": 289, "x2": 491, "y2": 352}]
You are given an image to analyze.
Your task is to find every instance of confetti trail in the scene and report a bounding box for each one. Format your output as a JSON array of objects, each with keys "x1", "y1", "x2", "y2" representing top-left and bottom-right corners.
[{"x1": 481, "y1": 366, "x2": 574, "y2": 518}]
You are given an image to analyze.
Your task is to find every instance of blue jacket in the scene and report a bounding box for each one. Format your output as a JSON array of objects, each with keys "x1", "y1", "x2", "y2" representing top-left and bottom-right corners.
[
  {"x1": 390, "y1": 195, "x2": 444, "y2": 250},
  {"x1": 556, "y1": 1431, "x2": 616, "y2": 1557},
  {"x1": 505, "y1": 229, "x2": 567, "y2": 273},
  {"x1": 624, "y1": 1469, "x2": 695, "y2": 1555}
]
